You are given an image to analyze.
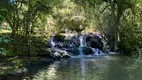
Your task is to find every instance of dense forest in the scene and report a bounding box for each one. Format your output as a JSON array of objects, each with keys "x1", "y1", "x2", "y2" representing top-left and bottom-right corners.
[{"x1": 0, "y1": 0, "x2": 142, "y2": 80}]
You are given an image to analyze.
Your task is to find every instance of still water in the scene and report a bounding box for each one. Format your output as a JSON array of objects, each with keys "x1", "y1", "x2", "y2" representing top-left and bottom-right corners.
[{"x1": 13, "y1": 56, "x2": 142, "y2": 80}]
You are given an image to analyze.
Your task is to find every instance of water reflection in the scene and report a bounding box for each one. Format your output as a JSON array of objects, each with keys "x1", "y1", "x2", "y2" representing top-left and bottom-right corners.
[
  {"x1": 80, "y1": 58, "x2": 85, "y2": 80},
  {"x1": 23, "y1": 56, "x2": 142, "y2": 80},
  {"x1": 32, "y1": 61, "x2": 60, "y2": 80}
]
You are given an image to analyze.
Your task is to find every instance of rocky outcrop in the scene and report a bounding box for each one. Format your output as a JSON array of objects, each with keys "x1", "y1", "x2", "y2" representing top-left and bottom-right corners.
[
  {"x1": 65, "y1": 48, "x2": 79, "y2": 55},
  {"x1": 86, "y1": 34, "x2": 103, "y2": 51},
  {"x1": 52, "y1": 52, "x2": 62, "y2": 59},
  {"x1": 46, "y1": 34, "x2": 79, "y2": 49},
  {"x1": 82, "y1": 47, "x2": 93, "y2": 55},
  {"x1": 49, "y1": 48, "x2": 71, "y2": 59},
  {"x1": 46, "y1": 32, "x2": 105, "y2": 57},
  {"x1": 61, "y1": 51, "x2": 71, "y2": 58}
]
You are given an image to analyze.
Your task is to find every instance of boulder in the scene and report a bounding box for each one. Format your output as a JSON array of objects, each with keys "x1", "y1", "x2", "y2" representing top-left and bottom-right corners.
[
  {"x1": 61, "y1": 51, "x2": 71, "y2": 58},
  {"x1": 65, "y1": 48, "x2": 79, "y2": 55},
  {"x1": 47, "y1": 33, "x2": 104, "y2": 56},
  {"x1": 51, "y1": 48, "x2": 65, "y2": 54},
  {"x1": 52, "y1": 52, "x2": 62, "y2": 59},
  {"x1": 47, "y1": 34, "x2": 80, "y2": 49},
  {"x1": 53, "y1": 34, "x2": 65, "y2": 42},
  {"x1": 86, "y1": 34, "x2": 103, "y2": 51},
  {"x1": 46, "y1": 40, "x2": 52, "y2": 48},
  {"x1": 50, "y1": 48, "x2": 71, "y2": 59}
]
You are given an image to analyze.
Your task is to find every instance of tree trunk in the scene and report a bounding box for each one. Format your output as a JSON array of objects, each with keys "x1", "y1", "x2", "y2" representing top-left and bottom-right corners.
[{"x1": 11, "y1": 27, "x2": 16, "y2": 37}]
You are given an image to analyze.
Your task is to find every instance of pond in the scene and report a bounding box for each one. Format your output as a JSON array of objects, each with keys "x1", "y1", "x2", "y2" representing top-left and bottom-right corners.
[{"x1": 7, "y1": 55, "x2": 142, "y2": 80}]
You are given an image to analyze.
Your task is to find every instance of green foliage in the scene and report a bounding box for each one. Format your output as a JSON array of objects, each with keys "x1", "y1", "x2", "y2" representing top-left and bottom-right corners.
[
  {"x1": 0, "y1": 37, "x2": 10, "y2": 56},
  {"x1": 51, "y1": 0, "x2": 89, "y2": 32},
  {"x1": 0, "y1": 0, "x2": 61, "y2": 36},
  {"x1": 136, "y1": 0, "x2": 142, "y2": 3},
  {"x1": 0, "y1": 0, "x2": 142, "y2": 56},
  {"x1": 71, "y1": 0, "x2": 142, "y2": 55},
  {"x1": 0, "y1": 0, "x2": 62, "y2": 56},
  {"x1": 0, "y1": 38, "x2": 10, "y2": 43},
  {"x1": 0, "y1": 48, "x2": 7, "y2": 56},
  {"x1": 0, "y1": 10, "x2": 8, "y2": 56}
]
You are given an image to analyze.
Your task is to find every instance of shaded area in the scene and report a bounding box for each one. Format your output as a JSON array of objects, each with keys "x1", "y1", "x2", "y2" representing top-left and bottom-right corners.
[
  {"x1": 0, "y1": 33, "x2": 49, "y2": 57},
  {"x1": 0, "y1": 57, "x2": 53, "y2": 80}
]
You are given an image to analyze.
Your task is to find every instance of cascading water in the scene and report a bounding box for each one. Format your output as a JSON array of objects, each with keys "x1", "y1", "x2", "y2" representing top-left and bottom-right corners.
[
  {"x1": 79, "y1": 35, "x2": 86, "y2": 55},
  {"x1": 91, "y1": 48, "x2": 99, "y2": 55},
  {"x1": 51, "y1": 36, "x2": 55, "y2": 48},
  {"x1": 78, "y1": 35, "x2": 104, "y2": 56},
  {"x1": 78, "y1": 35, "x2": 86, "y2": 79},
  {"x1": 50, "y1": 33, "x2": 105, "y2": 57},
  {"x1": 79, "y1": 35, "x2": 85, "y2": 47},
  {"x1": 91, "y1": 48, "x2": 104, "y2": 56}
]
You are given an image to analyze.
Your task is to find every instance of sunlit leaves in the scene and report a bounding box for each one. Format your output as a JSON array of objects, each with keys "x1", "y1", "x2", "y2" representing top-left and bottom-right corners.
[{"x1": 136, "y1": 0, "x2": 142, "y2": 3}]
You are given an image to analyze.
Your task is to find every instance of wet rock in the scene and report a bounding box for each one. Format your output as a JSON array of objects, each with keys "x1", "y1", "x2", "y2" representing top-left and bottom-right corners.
[
  {"x1": 46, "y1": 33, "x2": 80, "y2": 49},
  {"x1": 47, "y1": 33, "x2": 105, "y2": 56},
  {"x1": 86, "y1": 34, "x2": 103, "y2": 51},
  {"x1": 50, "y1": 48, "x2": 71, "y2": 59},
  {"x1": 109, "y1": 52, "x2": 120, "y2": 56},
  {"x1": 65, "y1": 48, "x2": 79, "y2": 55},
  {"x1": 61, "y1": 51, "x2": 71, "y2": 58},
  {"x1": 46, "y1": 40, "x2": 52, "y2": 48},
  {"x1": 51, "y1": 48, "x2": 65, "y2": 54},
  {"x1": 53, "y1": 34, "x2": 65, "y2": 42},
  {"x1": 82, "y1": 47, "x2": 93, "y2": 55},
  {"x1": 52, "y1": 52, "x2": 62, "y2": 59}
]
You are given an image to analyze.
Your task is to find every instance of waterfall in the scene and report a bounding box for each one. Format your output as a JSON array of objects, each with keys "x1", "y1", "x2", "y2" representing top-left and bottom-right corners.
[
  {"x1": 49, "y1": 33, "x2": 105, "y2": 58},
  {"x1": 79, "y1": 35, "x2": 85, "y2": 47},
  {"x1": 91, "y1": 48, "x2": 104, "y2": 56},
  {"x1": 51, "y1": 36, "x2": 55, "y2": 48},
  {"x1": 79, "y1": 35, "x2": 86, "y2": 55},
  {"x1": 91, "y1": 48, "x2": 99, "y2": 56}
]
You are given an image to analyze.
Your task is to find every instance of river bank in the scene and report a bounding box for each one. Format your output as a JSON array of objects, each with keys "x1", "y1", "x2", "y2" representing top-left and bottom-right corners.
[{"x1": 0, "y1": 56, "x2": 54, "y2": 80}]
